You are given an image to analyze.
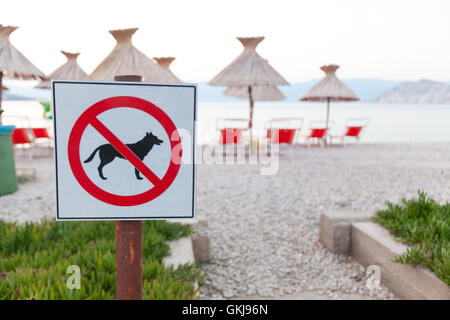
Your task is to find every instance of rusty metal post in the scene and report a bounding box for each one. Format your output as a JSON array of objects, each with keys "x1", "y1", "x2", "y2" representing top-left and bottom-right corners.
[
  {"x1": 116, "y1": 220, "x2": 143, "y2": 299},
  {"x1": 114, "y1": 74, "x2": 143, "y2": 300}
]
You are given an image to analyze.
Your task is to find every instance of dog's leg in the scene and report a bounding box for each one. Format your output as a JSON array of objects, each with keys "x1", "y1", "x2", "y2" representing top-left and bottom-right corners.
[
  {"x1": 98, "y1": 163, "x2": 107, "y2": 180},
  {"x1": 96, "y1": 149, "x2": 116, "y2": 180},
  {"x1": 135, "y1": 168, "x2": 143, "y2": 180}
]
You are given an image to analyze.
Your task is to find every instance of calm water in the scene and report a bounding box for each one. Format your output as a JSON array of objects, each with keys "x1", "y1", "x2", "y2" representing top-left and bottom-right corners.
[{"x1": 3, "y1": 100, "x2": 450, "y2": 145}]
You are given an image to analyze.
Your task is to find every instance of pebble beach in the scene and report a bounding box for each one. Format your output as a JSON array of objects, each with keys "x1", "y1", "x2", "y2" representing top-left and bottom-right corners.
[{"x1": 2, "y1": 142, "x2": 450, "y2": 299}]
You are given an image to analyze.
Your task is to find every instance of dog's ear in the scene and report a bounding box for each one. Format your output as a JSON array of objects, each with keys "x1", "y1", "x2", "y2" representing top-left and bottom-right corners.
[{"x1": 146, "y1": 132, "x2": 150, "y2": 136}]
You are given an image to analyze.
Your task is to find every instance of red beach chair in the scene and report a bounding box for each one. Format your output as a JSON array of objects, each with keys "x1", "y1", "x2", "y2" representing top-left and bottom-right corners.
[
  {"x1": 31, "y1": 127, "x2": 53, "y2": 149},
  {"x1": 32, "y1": 127, "x2": 51, "y2": 139},
  {"x1": 216, "y1": 118, "x2": 249, "y2": 145},
  {"x1": 220, "y1": 128, "x2": 243, "y2": 144},
  {"x1": 330, "y1": 118, "x2": 370, "y2": 145},
  {"x1": 302, "y1": 120, "x2": 333, "y2": 147},
  {"x1": 11, "y1": 128, "x2": 34, "y2": 159},
  {"x1": 265, "y1": 117, "x2": 304, "y2": 144}
]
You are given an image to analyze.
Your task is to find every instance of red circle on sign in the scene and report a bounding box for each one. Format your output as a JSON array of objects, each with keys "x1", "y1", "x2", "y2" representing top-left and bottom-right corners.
[{"x1": 68, "y1": 96, "x2": 182, "y2": 206}]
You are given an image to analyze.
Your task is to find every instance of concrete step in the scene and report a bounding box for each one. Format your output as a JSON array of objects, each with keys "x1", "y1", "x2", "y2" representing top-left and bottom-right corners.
[
  {"x1": 162, "y1": 236, "x2": 199, "y2": 298},
  {"x1": 319, "y1": 211, "x2": 373, "y2": 255},
  {"x1": 351, "y1": 222, "x2": 450, "y2": 300}
]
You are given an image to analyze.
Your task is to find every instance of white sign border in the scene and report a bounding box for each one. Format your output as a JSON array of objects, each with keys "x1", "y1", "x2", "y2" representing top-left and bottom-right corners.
[{"x1": 52, "y1": 80, "x2": 197, "y2": 221}]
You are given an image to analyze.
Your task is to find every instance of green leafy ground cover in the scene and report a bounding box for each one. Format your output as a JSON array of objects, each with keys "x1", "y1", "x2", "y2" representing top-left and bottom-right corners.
[
  {"x1": 0, "y1": 219, "x2": 202, "y2": 299},
  {"x1": 374, "y1": 192, "x2": 449, "y2": 285}
]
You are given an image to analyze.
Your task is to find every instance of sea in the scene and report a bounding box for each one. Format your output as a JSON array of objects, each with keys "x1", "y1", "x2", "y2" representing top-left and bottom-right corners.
[{"x1": 2, "y1": 100, "x2": 450, "y2": 145}]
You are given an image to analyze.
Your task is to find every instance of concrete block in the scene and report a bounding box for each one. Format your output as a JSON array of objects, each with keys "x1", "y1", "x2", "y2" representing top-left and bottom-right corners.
[
  {"x1": 191, "y1": 234, "x2": 211, "y2": 263},
  {"x1": 319, "y1": 211, "x2": 373, "y2": 255},
  {"x1": 351, "y1": 222, "x2": 450, "y2": 300},
  {"x1": 162, "y1": 236, "x2": 200, "y2": 298},
  {"x1": 162, "y1": 236, "x2": 195, "y2": 268}
]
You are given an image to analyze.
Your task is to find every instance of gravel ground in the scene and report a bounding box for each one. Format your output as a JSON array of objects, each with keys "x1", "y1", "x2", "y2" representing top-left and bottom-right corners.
[
  {"x1": 0, "y1": 156, "x2": 55, "y2": 224},
  {"x1": 2, "y1": 143, "x2": 450, "y2": 299},
  {"x1": 195, "y1": 143, "x2": 450, "y2": 300}
]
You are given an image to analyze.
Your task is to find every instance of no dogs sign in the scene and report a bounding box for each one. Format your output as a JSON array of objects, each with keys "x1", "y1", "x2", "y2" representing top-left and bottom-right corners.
[{"x1": 52, "y1": 80, "x2": 197, "y2": 220}]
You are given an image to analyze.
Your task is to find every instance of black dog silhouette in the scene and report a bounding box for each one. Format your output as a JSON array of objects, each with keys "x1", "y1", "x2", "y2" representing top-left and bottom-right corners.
[{"x1": 84, "y1": 132, "x2": 163, "y2": 180}]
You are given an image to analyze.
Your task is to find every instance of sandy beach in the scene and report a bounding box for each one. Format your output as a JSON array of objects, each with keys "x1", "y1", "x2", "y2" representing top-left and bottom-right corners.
[{"x1": 2, "y1": 142, "x2": 449, "y2": 299}]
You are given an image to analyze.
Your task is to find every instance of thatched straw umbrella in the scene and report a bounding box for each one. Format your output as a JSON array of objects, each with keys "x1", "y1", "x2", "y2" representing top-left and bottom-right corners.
[
  {"x1": 154, "y1": 57, "x2": 182, "y2": 83},
  {"x1": 223, "y1": 85, "x2": 285, "y2": 101},
  {"x1": 88, "y1": 28, "x2": 170, "y2": 82},
  {"x1": 209, "y1": 37, "x2": 289, "y2": 144},
  {"x1": 36, "y1": 51, "x2": 87, "y2": 89},
  {"x1": 301, "y1": 64, "x2": 359, "y2": 135},
  {"x1": 0, "y1": 24, "x2": 45, "y2": 121}
]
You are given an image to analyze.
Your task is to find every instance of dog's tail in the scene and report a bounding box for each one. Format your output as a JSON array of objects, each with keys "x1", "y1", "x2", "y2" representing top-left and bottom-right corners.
[{"x1": 84, "y1": 146, "x2": 101, "y2": 163}]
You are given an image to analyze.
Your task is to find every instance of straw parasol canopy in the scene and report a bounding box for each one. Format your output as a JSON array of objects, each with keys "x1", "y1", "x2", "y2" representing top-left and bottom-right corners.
[
  {"x1": 154, "y1": 57, "x2": 182, "y2": 83},
  {"x1": 301, "y1": 64, "x2": 359, "y2": 135},
  {"x1": 36, "y1": 51, "x2": 87, "y2": 89},
  {"x1": 0, "y1": 24, "x2": 46, "y2": 120},
  {"x1": 209, "y1": 36, "x2": 289, "y2": 143},
  {"x1": 223, "y1": 85, "x2": 285, "y2": 101},
  {"x1": 209, "y1": 37, "x2": 289, "y2": 86},
  {"x1": 88, "y1": 28, "x2": 171, "y2": 82},
  {"x1": 0, "y1": 25, "x2": 45, "y2": 79}
]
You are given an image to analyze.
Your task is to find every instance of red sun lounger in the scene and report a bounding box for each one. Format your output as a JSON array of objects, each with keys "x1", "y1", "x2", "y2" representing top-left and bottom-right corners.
[
  {"x1": 11, "y1": 128, "x2": 34, "y2": 159},
  {"x1": 265, "y1": 117, "x2": 304, "y2": 145},
  {"x1": 216, "y1": 118, "x2": 249, "y2": 145},
  {"x1": 11, "y1": 128, "x2": 32, "y2": 145},
  {"x1": 32, "y1": 127, "x2": 51, "y2": 139},
  {"x1": 330, "y1": 118, "x2": 370, "y2": 145},
  {"x1": 220, "y1": 128, "x2": 243, "y2": 144},
  {"x1": 31, "y1": 127, "x2": 54, "y2": 149},
  {"x1": 302, "y1": 120, "x2": 334, "y2": 147}
]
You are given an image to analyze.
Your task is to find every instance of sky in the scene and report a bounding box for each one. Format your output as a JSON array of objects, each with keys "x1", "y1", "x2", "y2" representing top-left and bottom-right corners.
[{"x1": 1, "y1": 0, "x2": 449, "y2": 83}]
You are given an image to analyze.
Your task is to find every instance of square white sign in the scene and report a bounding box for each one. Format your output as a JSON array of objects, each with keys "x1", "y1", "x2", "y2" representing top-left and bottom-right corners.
[{"x1": 52, "y1": 80, "x2": 196, "y2": 220}]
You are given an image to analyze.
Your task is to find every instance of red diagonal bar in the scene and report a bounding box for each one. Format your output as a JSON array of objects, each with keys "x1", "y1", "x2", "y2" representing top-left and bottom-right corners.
[{"x1": 89, "y1": 117, "x2": 161, "y2": 186}]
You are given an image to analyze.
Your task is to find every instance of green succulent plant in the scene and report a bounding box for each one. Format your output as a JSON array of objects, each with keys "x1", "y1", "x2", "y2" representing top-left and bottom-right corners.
[
  {"x1": 0, "y1": 219, "x2": 202, "y2": 300},
  {"x1": 374, "y1": 191, "x2": 449, "y2": 285}
]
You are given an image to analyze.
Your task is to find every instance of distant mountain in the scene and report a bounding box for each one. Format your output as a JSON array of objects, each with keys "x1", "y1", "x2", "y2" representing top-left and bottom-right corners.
[
  {"x1": 197, "y1": 78, "x2": 400, "y2": 102},
  {"x1": 374, "y1": 79, "x2": 450, "y2": 104},
  {"x1": 339, "y1": 79, "x2": 400, "y2": 101},
  {"x1": 8, "y1": 78, "x2": 449, "y2": 104}
]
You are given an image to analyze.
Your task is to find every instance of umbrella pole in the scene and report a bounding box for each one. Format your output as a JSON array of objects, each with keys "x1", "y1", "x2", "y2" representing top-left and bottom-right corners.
[
  {"x1": 248, "y1": 85, "x2": 254, "y2": 153},
  {"x1": 325, "y1": 98, "x2": 330, "y2": 146}
]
